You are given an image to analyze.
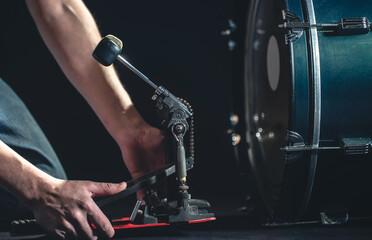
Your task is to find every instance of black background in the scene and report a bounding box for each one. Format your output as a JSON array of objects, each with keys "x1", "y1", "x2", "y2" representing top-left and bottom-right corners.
[{"x1": 0, "y1": 0, "x2": 250, "y2": 214}]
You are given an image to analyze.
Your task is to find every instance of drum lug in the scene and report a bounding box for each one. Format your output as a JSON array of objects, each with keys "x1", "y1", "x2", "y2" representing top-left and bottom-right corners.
[
  {"x1": 280, "y1": 10, "x2": 304, "y2": 44},
  {"x1": 230, "y1": 133, "x2": 241, "y2": 146},
  {"x1": 227, "y1": 114, "x2": 242, "y2": 146},
  {"x1": 253, "y1": 112, "x2": 265, "y2": 123},
  {"x1": 279, "y1": 10, "x2": 372, "y2": 44},
  {"x1": 221, "y1": 19, "x2": 237, "y2": 51},
  {"x1": 286, "y1": 130, "x2": 305, "y2": 146},
  {"x1": 284, "y1": 131, "x2": 306, "y2": 163}
]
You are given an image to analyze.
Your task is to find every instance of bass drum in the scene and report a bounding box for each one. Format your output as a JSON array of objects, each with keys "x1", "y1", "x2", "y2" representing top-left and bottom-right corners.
[{"x1": 244, "y1": 0, "x2": 372, "y2": 223}]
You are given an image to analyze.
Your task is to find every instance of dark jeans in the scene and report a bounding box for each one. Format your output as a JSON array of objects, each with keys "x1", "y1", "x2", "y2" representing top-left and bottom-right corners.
[{"x1": 0, "y1": 78, "x2": 67, "y2": 229}]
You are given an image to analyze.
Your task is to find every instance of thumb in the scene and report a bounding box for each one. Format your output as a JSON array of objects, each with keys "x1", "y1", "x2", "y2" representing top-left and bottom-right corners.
[{"x1": 87, "y1": 181, "x2": 127, "y2": 197}]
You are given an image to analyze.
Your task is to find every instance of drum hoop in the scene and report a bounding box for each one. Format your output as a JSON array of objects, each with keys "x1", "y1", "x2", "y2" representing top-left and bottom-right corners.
[
  {"x1": 296, "y1": 0, "x2": 322, "y2": 220},
  {"x1": 244, "y1": 0, "x2": 323, "y2": 220}
]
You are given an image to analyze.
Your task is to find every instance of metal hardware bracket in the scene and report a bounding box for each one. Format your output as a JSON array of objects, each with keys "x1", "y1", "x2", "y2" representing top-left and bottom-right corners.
[
  {"x1": 282, "y1": 132, "x2": 372, "y2": 156},
  {"x1": 279, "y1": 10, "x2": 371, "y2": 43}
]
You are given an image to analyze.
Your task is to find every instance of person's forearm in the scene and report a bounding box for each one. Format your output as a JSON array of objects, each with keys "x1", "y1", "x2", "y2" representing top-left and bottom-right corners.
[
  {"x1": 0, "y1": 140, "x2": 56, "y2": 207},
  {"x1": 25, "y1": 0, "x2": 146, "y2": 144},
  {"x1": 0, "y1": 140, "x2": 126, "y2": 238}
]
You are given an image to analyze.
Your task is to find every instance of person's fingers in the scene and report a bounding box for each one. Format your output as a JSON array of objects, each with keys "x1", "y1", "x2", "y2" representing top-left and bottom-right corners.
[
  {"x1": 86, "y1": 200, "x2": 115, "y2": 238},
  {"x1": 69, "y1": 210, "x2": 98, "y2": 240},
  {"x1": 86, "y1": 181, "x2": 127, "y2": 197},
  {"x1": 53, "y1": 219, "x2": 78, "y2": 240}
]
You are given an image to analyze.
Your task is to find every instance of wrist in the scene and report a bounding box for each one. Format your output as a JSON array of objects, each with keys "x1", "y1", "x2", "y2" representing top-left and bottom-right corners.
[
  {"x1": 20, "y1": 170, "x2": 61, "y2": 209},
  {"x1": 0, "y1": 141, "x2": 61, "y2": 209},
  {"x1": 111, "y1": 104, "x2": 149, "y2": 145}
]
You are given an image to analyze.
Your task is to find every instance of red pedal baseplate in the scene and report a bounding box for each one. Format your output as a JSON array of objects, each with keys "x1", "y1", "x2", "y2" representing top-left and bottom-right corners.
[{"x1": 108, "y1": 217, "x2": 216, "y2": 229}]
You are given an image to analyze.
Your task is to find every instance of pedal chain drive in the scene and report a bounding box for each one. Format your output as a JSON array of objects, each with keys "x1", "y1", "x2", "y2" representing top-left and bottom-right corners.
[{"x1": 178, "y1": 98, "x2": 195, "y2": 162}]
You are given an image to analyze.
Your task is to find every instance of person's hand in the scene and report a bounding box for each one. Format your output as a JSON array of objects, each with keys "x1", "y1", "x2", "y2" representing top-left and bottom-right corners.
[
  {"x1": 29, "y1": 178, "x2": 126, "y2": 239},
  {"x1": 118, "y1": 123, "x2": 166, "y2": 201}
]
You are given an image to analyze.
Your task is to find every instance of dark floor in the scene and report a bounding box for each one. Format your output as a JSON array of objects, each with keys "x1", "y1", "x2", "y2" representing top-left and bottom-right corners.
[
  {"x1": 1, "y1": 217, "x2": 372, "y2": 240},
  {"x1": 118, "y1": 224, "x2": 372, "y2": 240},
  {"x1": 2, "y1": 194, "x2": 371, "y2": 239}
]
